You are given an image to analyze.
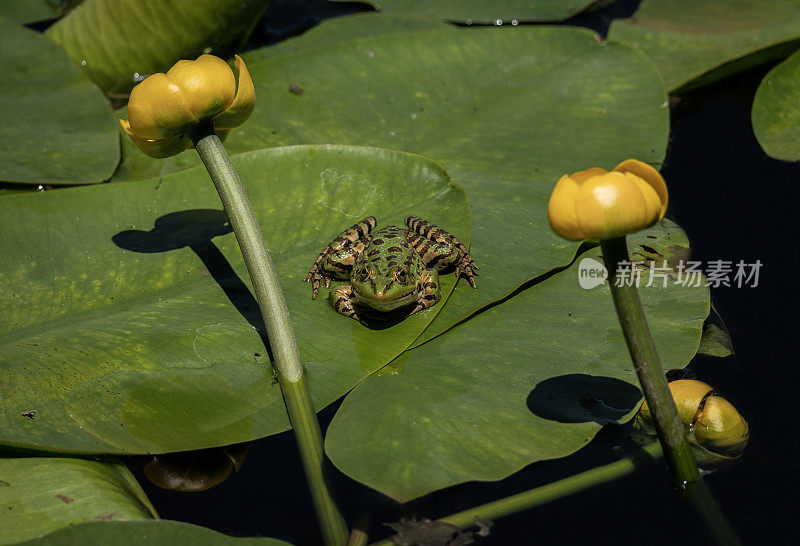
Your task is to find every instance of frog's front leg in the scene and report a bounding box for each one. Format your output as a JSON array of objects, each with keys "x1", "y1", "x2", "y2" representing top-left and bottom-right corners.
[
  {"x1": 405, "y1": 216, "x2": 479, "y2": 288},
  {"x1": 304, "y1": 216, "x2": 377, "y2": 298},
  {"x1": 329, "y1": 285, "x2": 361, "y2": 321},
  {"x1": 410, "y1": 269, "x2": 441, "y2": 315}
]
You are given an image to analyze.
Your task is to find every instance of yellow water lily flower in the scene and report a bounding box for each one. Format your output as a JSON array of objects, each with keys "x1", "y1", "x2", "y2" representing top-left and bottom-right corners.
[
  {"x1": 547, "y1": 159, "x2": 668, "y2": 240},
  {"x1": 119, "y1": 54, "x2": 255, "y2": 158}
]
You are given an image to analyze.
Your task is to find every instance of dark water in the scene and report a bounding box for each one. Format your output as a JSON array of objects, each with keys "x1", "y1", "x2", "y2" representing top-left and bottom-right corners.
[{"x1": 128, "y1": 1, "x2": 798, "y2": 544}]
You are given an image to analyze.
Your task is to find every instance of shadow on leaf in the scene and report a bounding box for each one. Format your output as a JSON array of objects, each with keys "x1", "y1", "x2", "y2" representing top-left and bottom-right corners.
[
  {"x1": 527, "y1": 374, "x2": 642, "y2": 425},
  {"x1": 112, "y1": 209, "x2": 272, "y2": 359}
]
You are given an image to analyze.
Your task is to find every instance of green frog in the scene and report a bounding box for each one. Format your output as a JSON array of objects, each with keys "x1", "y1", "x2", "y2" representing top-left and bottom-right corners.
[{"x1": 304, "y1": 216, "x2": 478, "y2": 321}]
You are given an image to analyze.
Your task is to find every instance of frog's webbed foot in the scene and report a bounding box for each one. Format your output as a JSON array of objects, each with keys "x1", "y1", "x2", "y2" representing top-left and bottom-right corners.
[
  {"x1": 455, "y1": 252, "x2": 479, "y2": 289},
  {"x1": 410, "y1": 270, "x2": 441, "y2": 315},
  {"x1": 409, "y1": 297, "x2": 438, "y2": 316},
  {"x1": 405, "y1": 215, "x2": 479, "y2": 288},
  {"x1": 303, "y1": 269, "x2": 332, "y2": 299}
]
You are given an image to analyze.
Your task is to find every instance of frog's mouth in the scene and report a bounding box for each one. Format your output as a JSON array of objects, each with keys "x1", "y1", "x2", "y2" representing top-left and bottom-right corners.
[{"x1": 354, "y1": 287, "x2": 417, "y2": 312}]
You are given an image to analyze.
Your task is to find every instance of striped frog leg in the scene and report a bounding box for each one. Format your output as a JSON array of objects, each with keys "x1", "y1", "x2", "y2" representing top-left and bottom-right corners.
[
  {"x1": 405, "y1": 215, "x2": 479, "y2": 288},
  {"x1": 304, "y1": 216, "x2": 377, "y2": 298},
  {"x1": 410, "y1": 269, "x2": 441, "y2": 315},
  {"x1": 328, "y1": 285, "x2": 361, "y2": 320}
]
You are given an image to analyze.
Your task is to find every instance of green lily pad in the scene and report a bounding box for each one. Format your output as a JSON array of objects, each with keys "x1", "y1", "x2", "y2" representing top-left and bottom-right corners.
[
  {"x1": 0, "y1": 456, "x2": 156, "y2": 544},
  {"x1": 0, "y1": 0, "x2": 65, "y2": 24},
  {"x1": 0, "y1": 145, "x2": 469, "y2": 454},
  {"x1": 752, "y1": 49, "x2": 800, "y2": 161},
  {"x1": 697, "y1": 323, "x2": 734, "y2": 358},
  {"x1": 608, "y1": 0, "x2": 800, "y2": 93},
  {"x1": 331, "y1": 0, "x2": 595, "y2": 23},
  {"x1": 236, "y1": 24, "x2": 668, "y2": 185},
  {"x1": 0, "y1": 16, "x2": 119, "y2": 185},
  {"x1": 325, "y1": 221, "x2": 710, "y2": 501},
  {"x1": 119, "y1": 22, "x2": 669, "y2": 342},
  {"x1": 21, "y1": 520, "x2": 291, "y2": 545},
  {"x1": 45, "y1": 0, "x2": 270, "y2": 94},
  {"x1": 244, "y1": 13, "x2": 447, "y2": 64}
]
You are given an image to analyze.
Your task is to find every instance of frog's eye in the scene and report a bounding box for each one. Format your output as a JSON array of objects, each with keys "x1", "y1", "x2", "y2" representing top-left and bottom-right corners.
[
  {"x1": 360, "y1": 267, "x2": 377, "y2": 281},
  {"x1": 394, "y1": 269, "x2": 407, "y2": 284}
]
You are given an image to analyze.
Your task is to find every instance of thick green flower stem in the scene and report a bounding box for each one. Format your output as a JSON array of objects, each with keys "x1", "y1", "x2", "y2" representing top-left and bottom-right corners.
[
  {"x1": 600, "y1": 236, "x2": 698, "y2": 482},
  {"x1": 600, "y1": 236, "x2": 740, "y2": 546},
  {"x1": 369, "y1": 444, "x2": 663, "y2": 546},
  {"x1": 191, "y1": 127, "x2": 348, "y2": 546},
  {"x1": 440, "y1": 443, "x2": 661, "y2": 529}
]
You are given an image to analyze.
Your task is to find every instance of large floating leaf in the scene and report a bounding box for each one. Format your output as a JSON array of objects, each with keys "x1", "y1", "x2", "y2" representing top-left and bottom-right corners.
[
  {"x1": 331, "y1": 0, "x2": 594, "y2": 23},
  {"x1": 0, "y1": 16, "x2": 118, "y2": 185},
  {"x1": 0, "y1": 0, "x2": 64, "y2": 24},
  {"x1": 236, "y1": 23, "x2": 669, "y2": 185},
  {"x1": 0, "y1": 455, "x2": 156, "y2": 544},
  {"x1": 0, "y1": 145, "x2": 469, "y2": 453},
  {"x1": 608, "y1": 0, "x2": 800, "y2": 92},
  {"x1": 244, "y1": 12, "x2": 446, "y2": 63},
  {"x1": 752, "y1": 49, "x2": 800, "y2": 161},
  {"x1": 325, "y1": 220, "x2": 710, "y2": 501},
  {"x1": 21, "y1": 520, "x2": 291, "y2": 545},
  {"x1": 119, "y1": 21, "x2": 669, "y2": 341},
  {"x1": 46, "y1": 0, "x2": 270, "y2": 94}
]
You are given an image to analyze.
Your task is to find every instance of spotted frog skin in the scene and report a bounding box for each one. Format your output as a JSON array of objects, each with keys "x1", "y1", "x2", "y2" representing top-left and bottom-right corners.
[{"x1": 304, "y1": 216, "x2": 478, "y2": 321}]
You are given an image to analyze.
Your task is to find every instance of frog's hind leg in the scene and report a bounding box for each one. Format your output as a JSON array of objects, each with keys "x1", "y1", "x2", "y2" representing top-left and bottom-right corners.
[
  {"x1": 405, "y1": 216, "x2": 479, "y2": 288},
  {"x1": 329, "y1": 285, "x2": 361, "y2": 321},
  {"x1": 410, "y1": 269, "x2": 441, "y2": 315},
  {"x1": 305, "y1": 216, "x2": 377, "y2": 298}
]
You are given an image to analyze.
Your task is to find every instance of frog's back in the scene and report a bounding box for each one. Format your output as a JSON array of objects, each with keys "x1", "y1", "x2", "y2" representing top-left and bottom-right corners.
[
  {"x1": 358, "y1": 225, "x2": 410, "y2": 267},
  {"x1": 370, "y1": 225, "x2": 407, "y2": 243}
]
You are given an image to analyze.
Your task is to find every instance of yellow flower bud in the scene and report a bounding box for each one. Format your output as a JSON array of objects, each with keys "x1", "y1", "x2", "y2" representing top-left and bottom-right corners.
[
  {"x1": 640, "y1": 379, "x2": 713, "y2": 425},
  {"x1": 547, "y1": 159, "x2": 668, "y2": 240},
  {"x1": 634, "y1": 379, "x2": 749, "y2": 466},
  {"x1": 119, "y1": 54, "x2": 255, "y2": 158},
  {"x1": 693, "y1": 395, "x2": 749, "y2": 457}
]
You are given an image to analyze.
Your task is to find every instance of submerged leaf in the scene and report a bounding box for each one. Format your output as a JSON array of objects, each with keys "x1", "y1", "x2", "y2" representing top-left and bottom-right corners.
[
  {"x1": 385, "y1": 517, "x2": 491, "y2": 546},
  {"x1": 143, "y1": 443, "x2": 250, "y2": 492}
]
